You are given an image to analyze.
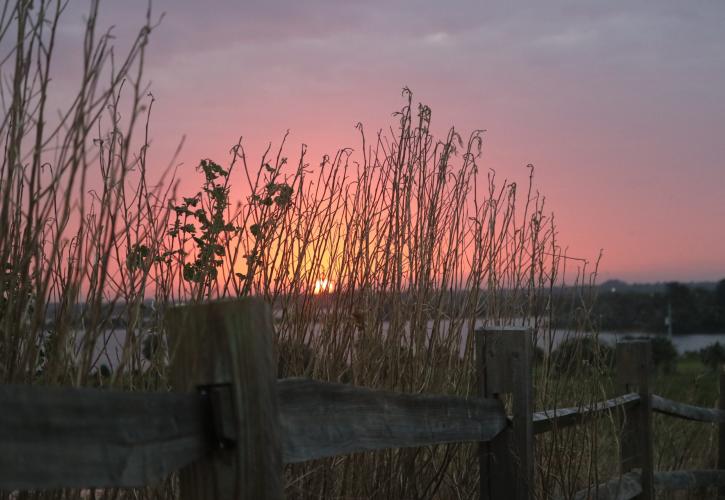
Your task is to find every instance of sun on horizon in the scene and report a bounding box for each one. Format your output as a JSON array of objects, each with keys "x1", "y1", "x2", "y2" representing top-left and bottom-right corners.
[{"x1": 313, "y1": 277, "x2": 334, "y2": 295}]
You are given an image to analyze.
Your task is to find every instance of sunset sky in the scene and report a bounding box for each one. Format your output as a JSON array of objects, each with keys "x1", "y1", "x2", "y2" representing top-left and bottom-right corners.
[{"x1": 58, "y1": 1, "x2": 724, "y2": 283}]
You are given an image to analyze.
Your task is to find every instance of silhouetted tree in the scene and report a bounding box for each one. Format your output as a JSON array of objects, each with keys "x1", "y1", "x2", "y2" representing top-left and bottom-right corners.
[
  {"x1": 650, "y1": 336, "x2": 678, "y2": 373},
  {"x1": 700, "y1": 342, "x2": 725, "y2": 371},
  {"x1": 717, "y1": 279, "x2": 725, "y2": 309},
  {"x1": 666, "y1": 282, "x2": 698, "y2": 334},
  {"x1": 592, "y1": 282, "x2": 725, "y2": 334}
]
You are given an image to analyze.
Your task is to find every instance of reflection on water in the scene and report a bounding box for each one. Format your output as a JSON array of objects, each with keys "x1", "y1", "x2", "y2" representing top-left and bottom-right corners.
[{"x1": 85, "y1": 322, "x2": 725, "y2": 371}]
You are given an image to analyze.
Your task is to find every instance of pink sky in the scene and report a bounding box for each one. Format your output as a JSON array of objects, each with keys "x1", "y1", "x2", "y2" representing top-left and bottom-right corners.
[{"x1": 55, "y1": 2, "x2": 725, "y2": 283}]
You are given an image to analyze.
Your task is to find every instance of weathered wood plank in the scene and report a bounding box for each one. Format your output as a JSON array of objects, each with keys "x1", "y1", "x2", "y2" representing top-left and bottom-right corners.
[
  {"x1": 0, "y1": 377, "x2": 508, "y2": 489},
  {"x1": 651, "y1": 394, "x2": 725, "y2": 423},
  {"x1": 477, "y1": 328, "x2": 533, "y2": 500},
  {"x1": 477, "y1": 329, "x2": 513, "y2": 500},
  {"x1": 277, "y1": 378, "x2": 507, "y2": 463},
  {"x1": 509, "y1": 330, "x2": 534, "y2": 500},
  {"x1": 533, "y1": 393, "x2": 640, "y2": 434},
  {"x1": 168, "y1": 299, "x2": 282, "y2": 500},
  {"x1": 0, "y1": 384, "x2": 205, "y2": 491}
]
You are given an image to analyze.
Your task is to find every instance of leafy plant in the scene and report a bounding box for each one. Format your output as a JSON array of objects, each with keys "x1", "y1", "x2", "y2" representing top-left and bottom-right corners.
[{"x1": 169, "y1": 159, "x2": 240, "y2": 299}]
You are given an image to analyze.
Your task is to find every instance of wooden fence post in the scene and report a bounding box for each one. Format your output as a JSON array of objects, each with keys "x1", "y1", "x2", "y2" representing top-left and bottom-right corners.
[
  {"x1": 166, "y1": 298, "x2": 282, "y2": 500},
  {"x1": 476, "y1": 328, "x2": 533, "y2": 500},
  {"x1": 616, "y1": 339, "x2": 654, "y2": 500},
  {"x1": 718, "y1": 364, "x2": 725, "y2": 499}
]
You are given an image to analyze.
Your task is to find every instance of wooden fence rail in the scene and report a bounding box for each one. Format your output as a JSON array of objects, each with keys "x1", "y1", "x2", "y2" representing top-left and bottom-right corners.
[
  {"x1": 651, "y1": 394, "x2": 725, "y2": 422},
  {"x1": 1, "y1": 298, "x2": 725, "y2": 499},
  {"x1": 532, "y1": 393, "x2": 640, "y2": 435},
  {"x1": 0, "y1": 384, "x2": 206, "y2": 490},
  {"x1": 278, "y1": 378, "x2": 506, "y2": 463}
]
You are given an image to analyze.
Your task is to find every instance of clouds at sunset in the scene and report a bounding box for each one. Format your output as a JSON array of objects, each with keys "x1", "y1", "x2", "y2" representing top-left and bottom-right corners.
[{"x1": 50, "y1": 1, "x2": 725, "y2": 281}]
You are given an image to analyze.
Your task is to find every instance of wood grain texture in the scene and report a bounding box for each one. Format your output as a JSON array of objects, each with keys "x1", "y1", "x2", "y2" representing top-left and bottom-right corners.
[
  {"x1": 277, "y1": 378, "x2": 507, "y2": 463},
  {"x1": 533, "y1": 393, "x2": 640, "y2": 434},
  {"x1": 0, "y1": 376, "x2": 505, "y2": 491},
  {"x1": 168, "y1": 299, "x2": 282, "y2": 500},
  {"x1": 477, "y1": 329, "x2": 533, "y2": 500},
  {"x1": 477, "y1": 329, "x2": 513, "y2": 500},
  {"x1": 651, "y1": 394, "x2": 725, "y2": 423},
  {"x1": 509, "y1": 330, "x2": 534, "y2": 500},
  {"x1": 0, "y1": 384, "x2": 205, "y2": 491}
]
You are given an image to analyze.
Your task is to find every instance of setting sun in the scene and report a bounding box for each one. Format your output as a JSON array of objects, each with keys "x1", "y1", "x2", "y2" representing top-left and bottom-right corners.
[{"x1": 313, "y1": 277, "x2": 334, "y2": 294}]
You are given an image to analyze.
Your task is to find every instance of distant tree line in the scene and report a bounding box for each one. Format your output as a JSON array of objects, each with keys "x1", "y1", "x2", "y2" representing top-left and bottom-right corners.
[
  {"x1": 546, "y1": 335, "x2": 680, "y2": 375},
  {"x1": 546, "y1": 335, "x2": 725, "y2": 375},
  {"x1": 593, "y1": 279, "x2": 725, "y2": 334}
]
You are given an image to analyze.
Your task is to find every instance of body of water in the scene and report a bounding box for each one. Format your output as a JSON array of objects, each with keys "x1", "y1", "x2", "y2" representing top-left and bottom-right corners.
[{"x1": 81, "y1": 321, "x2": 725, "y2": 372}]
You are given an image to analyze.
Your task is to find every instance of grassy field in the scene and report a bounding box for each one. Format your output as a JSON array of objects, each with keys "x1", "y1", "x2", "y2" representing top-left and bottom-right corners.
[
  {"x1": 531, "y1": 351, "x2": 722, "y2": 499},
  {"x1": 652, "y1": 357, "x2": 720, "y2": 473},
  {"x1": 655, "y1": 356, "x2": 719, "y2": 402}
]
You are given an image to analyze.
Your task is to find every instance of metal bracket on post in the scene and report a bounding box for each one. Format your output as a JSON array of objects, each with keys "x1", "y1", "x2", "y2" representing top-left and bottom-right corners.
[{"x1": 198, "y1": 383, "x2": 236, "y2": 451}]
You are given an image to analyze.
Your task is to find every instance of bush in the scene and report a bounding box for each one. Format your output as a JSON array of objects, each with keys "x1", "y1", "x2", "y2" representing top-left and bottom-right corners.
[
  {"x1": 699, "y1": 342, "x2": 725, "y2": 371},
  {"x1": 650, "y1": 336, "x2": 678, "y2": 373},
  {"x1": 622, "y1": 335, "x2": 678, "y2": 373},
  {"x1": 550, "y1": 336, "x2": 614, "y2": 376}
]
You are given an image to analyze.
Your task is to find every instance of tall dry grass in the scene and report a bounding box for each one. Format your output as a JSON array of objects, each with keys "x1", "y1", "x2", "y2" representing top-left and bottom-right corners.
[
  {"x1": 0, "y1": 2, "x2": 717, "y2": 499},
  {"x1": 241, "y1": 90, "x2": 608, "y2": 499},
  {"x1": 0, "y1": 0, "x2": 168, "y2": 388}
]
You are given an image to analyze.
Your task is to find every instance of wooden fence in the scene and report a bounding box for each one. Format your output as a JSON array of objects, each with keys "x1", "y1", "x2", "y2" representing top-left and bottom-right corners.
[{"x1": 2, "y1": 298, "x2": 725, "y2": 499}]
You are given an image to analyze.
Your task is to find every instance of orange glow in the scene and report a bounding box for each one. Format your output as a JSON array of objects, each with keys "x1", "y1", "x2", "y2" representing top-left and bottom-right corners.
[{"x1": 313, "y1": 277, "x2": 334, "y2": 294}]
